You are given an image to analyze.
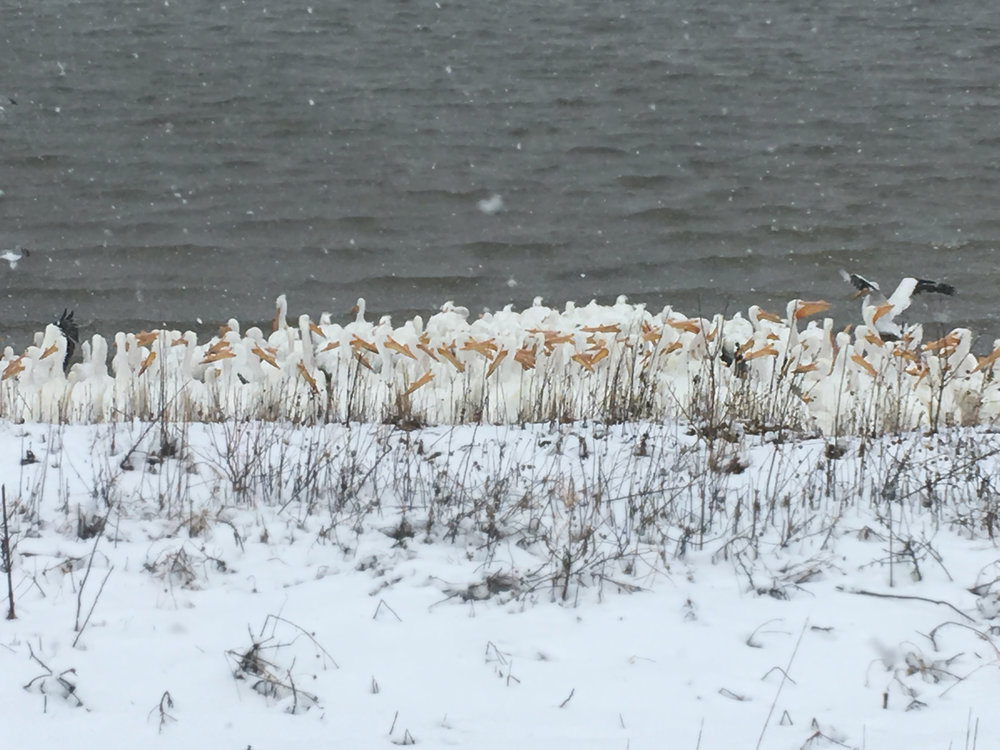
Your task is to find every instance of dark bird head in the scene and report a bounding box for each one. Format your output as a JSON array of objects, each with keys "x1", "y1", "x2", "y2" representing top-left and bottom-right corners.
[{"x1": 56, "y1": 309, "x2": 79, "y2": 371}]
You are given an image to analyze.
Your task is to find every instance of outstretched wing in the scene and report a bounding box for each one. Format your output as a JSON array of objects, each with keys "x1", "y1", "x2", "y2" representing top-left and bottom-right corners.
[
  {"x1": 56, "y1": 309, "x2": 79, "y2": 344},
  {"x1": 886, "y1": 277, "x2": 955, "y2": 316},
  {"x1": 56, "y1": 309, "x2": 80, "y2": 371},
  {"x1": 913, "y1": 279, "x2": 956, "y2": 296},
  {"x1": 839, "y1": 269, "x2": 879, "y2": 293}
]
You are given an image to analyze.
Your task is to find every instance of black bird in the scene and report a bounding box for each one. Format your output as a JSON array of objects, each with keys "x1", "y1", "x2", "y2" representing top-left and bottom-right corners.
[{"x1": 56, "y1": 309, "x2": 79, "y2": 372}]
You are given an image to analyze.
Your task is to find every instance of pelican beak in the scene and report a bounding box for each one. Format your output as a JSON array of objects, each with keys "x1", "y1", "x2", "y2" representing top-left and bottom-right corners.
[
  {"x1": 851, "y1": 352, "x2": 878, "y2": 377},
  {"x1": 871, "y1": 303, "x2": 893, "y2": 323},
  {"x1": 795, "y1": 300, "x2": 831, "y2": 320},
  {"x1": 744, "y1": 344, "x2": 778, "y2": 361},
  {"x1": 974, "y1": 345, "x2": 1000, "y2": 372},
  {"x1": 851, "y1": 288, "x2": 867, "y2": 300},
  {"x1": 757, "y1": 309, "x2": 782, "y2": 323}
]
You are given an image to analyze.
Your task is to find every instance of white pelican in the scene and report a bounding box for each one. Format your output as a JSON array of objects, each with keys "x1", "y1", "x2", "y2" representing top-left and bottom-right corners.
[
  {"x1": 840, "y1": 270, "x2": 955, "y2": 342},
  {"x1": 778, "y1": 298, "x2": 831, "y2": 371},
  {"x1": 67, "y1": 334, "x2": 114, "y2": 421}
]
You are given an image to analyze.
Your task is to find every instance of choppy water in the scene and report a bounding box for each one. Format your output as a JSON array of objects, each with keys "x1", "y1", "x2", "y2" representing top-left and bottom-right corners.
[{"x1": 3, "y1": 0, "x2": 999, "y2": 348}]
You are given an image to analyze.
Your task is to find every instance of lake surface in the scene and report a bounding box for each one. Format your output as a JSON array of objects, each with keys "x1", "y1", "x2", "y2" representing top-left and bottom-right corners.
[{"x1": 3, "y1": 0, "x2": 998, "y2": 347}]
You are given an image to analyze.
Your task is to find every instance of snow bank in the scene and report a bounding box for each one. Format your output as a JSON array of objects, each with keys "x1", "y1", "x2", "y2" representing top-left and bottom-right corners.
[{"x1": 1, "y1": 419, "x2": 997, "y2": 748}]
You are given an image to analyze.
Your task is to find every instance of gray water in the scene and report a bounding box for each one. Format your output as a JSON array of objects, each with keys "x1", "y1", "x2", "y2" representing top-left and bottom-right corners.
[{"x1": 3, "y1": 0, "x2": 999, "y2": 348}]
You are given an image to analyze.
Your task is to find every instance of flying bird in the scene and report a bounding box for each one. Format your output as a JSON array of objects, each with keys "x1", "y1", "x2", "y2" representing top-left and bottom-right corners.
[{"x1": 840, "y1": 269, "x2": 955, "y2": 341}]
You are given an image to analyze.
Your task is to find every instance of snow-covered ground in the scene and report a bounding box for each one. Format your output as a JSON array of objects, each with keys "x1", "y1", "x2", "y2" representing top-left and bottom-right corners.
[{"x1": 1, "y1": 419, "x2": 997, "y2": 749}]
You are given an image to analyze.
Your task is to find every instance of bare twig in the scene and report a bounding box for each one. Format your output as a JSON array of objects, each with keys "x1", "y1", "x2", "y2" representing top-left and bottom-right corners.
[
  {"x1": 24, "y1": 642, "x2": 85, "y2": 708},
  {"x1": 373, "y1": 599, "x2": 402, "y2": 622},
  {"x1": 2, "y1": 485, "x2": 15, "y2": 619},
  {"x1": 74, "y1": 504, "x2": 114, "y2": 636},
  {"x1": 926, "y1": 621, "x2": 1000, "y2": 660},
  {"x1": 756, "y1": 618, "x2": 808, "y2": 750},
  {"x1": 259, "y1": 614, "x2": 339, "y2": 669},
  {"x1": 966, "y1": 709, "x2": 980, "y2": 750},
  {"x1": 558, "y1": 688, "x2": 575, "y2": 708},
  {"x1": 73, "y1": 565, "x2": 114, "y2": 648},
  {"x1": 838, "y1": 586, "x2": 975, "y2": 623},
  {"x1": 147, "y1": 690, "x2": 176, "y2": 733}
]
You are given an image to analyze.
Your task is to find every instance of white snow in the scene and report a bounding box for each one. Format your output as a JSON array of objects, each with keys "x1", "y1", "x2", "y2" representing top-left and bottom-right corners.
[{"x1": 1, "y1": 419, "x2": 996, "y2": 749}]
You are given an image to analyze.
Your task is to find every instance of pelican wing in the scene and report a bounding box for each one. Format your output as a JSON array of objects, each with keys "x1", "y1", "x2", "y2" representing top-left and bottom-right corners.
[
  {"x1": 839, "y1": 269, "x2": 879, "y2": 293},
  {"x1": 887, "y1": 276, "x2": 955, "y2": 316},
  {"x1": 913, "y1": 279, "x2": 955, "y2": 296}
]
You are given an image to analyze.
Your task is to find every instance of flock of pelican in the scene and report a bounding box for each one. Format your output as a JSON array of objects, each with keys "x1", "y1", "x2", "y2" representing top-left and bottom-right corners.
[{"x1": 0, "y1": 274, "x2": 989, "y2": 434}]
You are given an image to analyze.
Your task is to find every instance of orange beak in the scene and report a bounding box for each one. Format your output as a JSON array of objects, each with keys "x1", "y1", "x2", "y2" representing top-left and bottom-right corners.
[
  {"x1": 974, "y1": 345, "x2": 1000, "y2": 372},
  {"x1": 850, "y1": 353, "x2": 878, "y2": 377},
  {"x1": 744, "y1": 344, "x2": 778, "y2": 361},
  {"x1": 795, "y1": 300, "x2": 831, "y2": 320},
  {"x1": 871, "y1": 303, "x2": 894, "y2": 323}
]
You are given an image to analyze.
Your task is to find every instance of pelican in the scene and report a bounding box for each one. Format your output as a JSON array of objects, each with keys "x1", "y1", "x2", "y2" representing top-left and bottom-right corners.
[
  {"x1": 840, "y1": 270, "x2": 955, "y2": 342},
  {"x1": 780, "y1": 298, "x2": 831, "y2": 366}
]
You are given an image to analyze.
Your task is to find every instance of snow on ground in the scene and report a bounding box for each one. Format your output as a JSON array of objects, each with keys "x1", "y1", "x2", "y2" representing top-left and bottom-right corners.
[{"x1": 1, "y1": 419, "x2": 997, "y2": 749}]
